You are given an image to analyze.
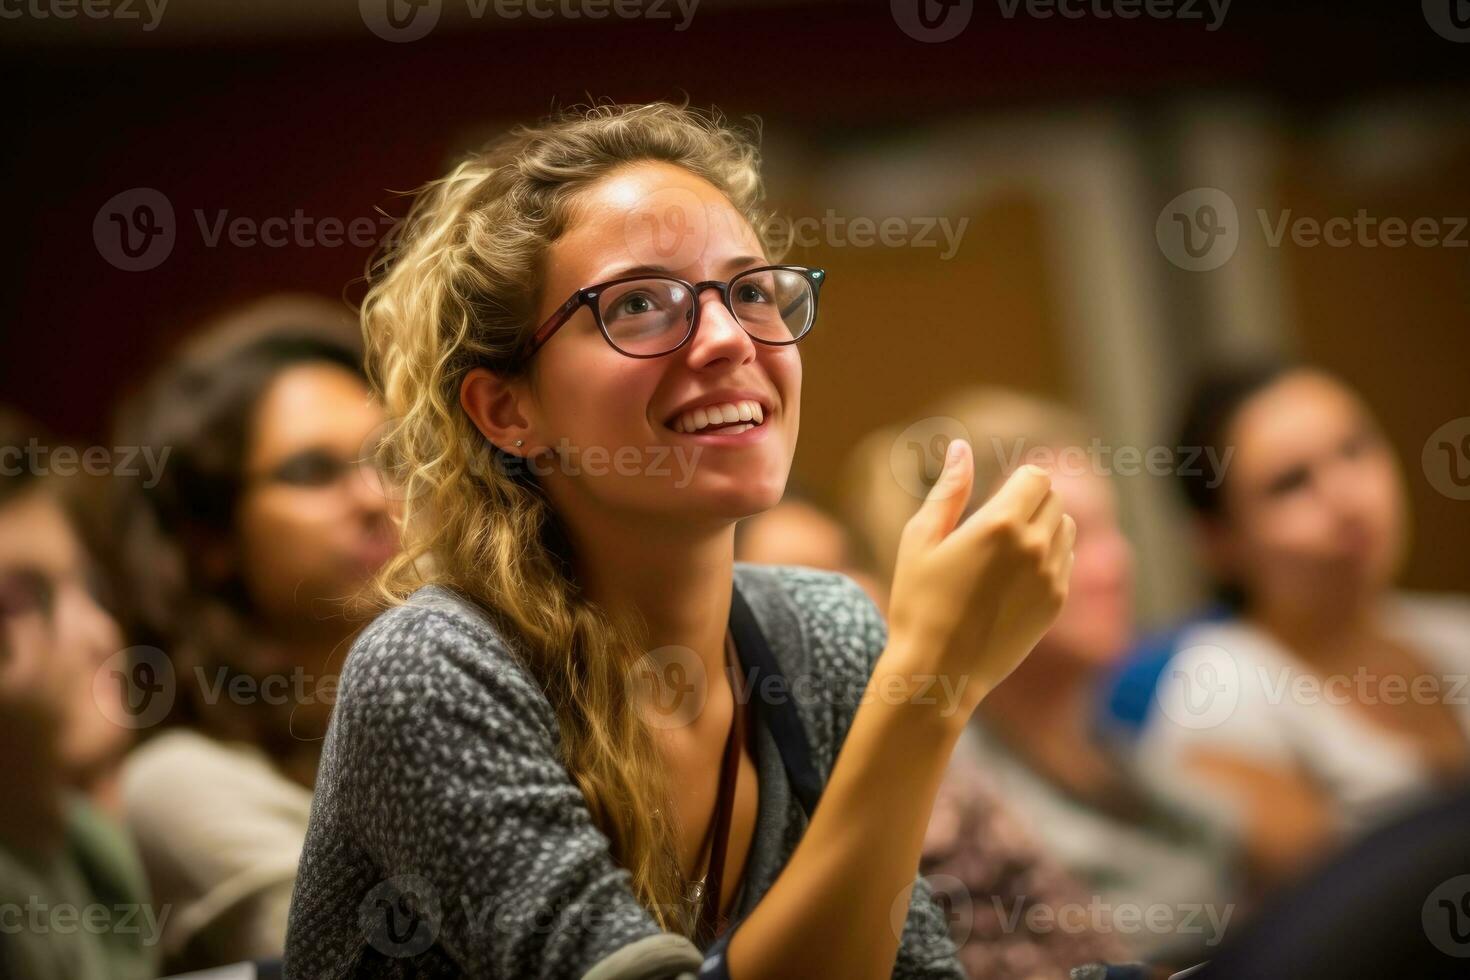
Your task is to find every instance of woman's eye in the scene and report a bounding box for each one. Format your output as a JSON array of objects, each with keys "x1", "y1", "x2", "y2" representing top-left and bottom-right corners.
[
  {"x1": 270, "y1": 451, "x2": 342, "y2": 487},
  {"x1": 1264, "y1": 465, "x2": 1311, "y2": 498},
  {"x1": 736, "y1": 283, "x2": 770, "y2": 304},
  {"x1": 612, "y1": 292, "x2": 659, "y2": 318},
  {"x1": 0, "y1": 568, "x2": 54, "y2": 619}
]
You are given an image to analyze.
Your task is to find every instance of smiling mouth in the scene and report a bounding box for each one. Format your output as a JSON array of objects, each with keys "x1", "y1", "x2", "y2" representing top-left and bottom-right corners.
[{"x1": 665, "y1": 399, "x2": 767, "y2": 436}]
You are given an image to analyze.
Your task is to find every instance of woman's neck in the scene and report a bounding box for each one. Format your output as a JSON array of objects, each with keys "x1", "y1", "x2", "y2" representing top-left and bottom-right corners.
[
  {"x1": 1249, "y1": 589, "x2": 1387, "y2": 670},
  {"x1": 566, "y1": 506, "x2": 738, "y2": 688}
]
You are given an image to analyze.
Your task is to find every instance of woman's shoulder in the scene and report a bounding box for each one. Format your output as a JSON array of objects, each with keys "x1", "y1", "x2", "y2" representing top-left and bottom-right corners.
[
  {"x1": 346, "y1": 585, "x2": 543, "y2": 689},
  {"x1": 732, "y1": 563, "x2": 887, "y2": 666},
  {"x1": 335, "y1": 583, "x2": 560, "y2": 743},
  {"x1": 733, "y1": 563, "x2": 889, "y2": 757}
]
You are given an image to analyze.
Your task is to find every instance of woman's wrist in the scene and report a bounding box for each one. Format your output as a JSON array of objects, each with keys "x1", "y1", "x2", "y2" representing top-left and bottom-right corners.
[{"x1": 869, "y1": 641, "x2": 980, "y2": 743}]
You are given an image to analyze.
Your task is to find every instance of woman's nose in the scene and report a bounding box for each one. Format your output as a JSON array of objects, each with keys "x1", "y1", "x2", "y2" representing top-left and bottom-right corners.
[{"x1": 685, "y1": 290, "x2": 755, "y2": 367}]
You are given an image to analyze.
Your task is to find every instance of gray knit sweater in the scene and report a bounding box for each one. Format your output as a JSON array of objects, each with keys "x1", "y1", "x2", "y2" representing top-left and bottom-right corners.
[{"x1": 284, "y1": 563, "x2": 965, "y2": 979}]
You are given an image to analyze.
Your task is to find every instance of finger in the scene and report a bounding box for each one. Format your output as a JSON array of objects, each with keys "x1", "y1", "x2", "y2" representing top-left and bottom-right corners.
[
  {"x1": 1048, "y1": 513, "x2": 1077, "y2": 572},
  {"x1": 969, "y1": 463, "x2": 1051, "y2": 528},
  {"x1": 1031, "y1": 489, "x2": 1064, "y2": 542},
  {"x1": 912, "y1": 438, "x2": 975, "y2": 541}
]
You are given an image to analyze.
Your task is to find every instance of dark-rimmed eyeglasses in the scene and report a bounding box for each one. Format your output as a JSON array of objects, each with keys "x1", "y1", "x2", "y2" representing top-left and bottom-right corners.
[{"x1": 526, "y1": 265, "x2": 825, "y2": 359}]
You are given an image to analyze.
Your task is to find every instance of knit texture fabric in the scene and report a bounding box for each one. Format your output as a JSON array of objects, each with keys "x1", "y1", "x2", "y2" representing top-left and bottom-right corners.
[{"x1": 285, "y1": 563, "x2": 964, "y2": 979}]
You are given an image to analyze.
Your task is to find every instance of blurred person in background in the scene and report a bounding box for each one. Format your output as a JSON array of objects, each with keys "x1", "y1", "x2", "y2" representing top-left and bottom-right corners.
[
  {"x1": 736, "y1": 485, "x2": 1130, "y2": 978},
  {"x1": 0, "y1": 409, "x2": 158, "y2": 980},
  {"x1": 733, "y1": 486, "x2": 885, "y2": 606},
  {"x1": 106, "y1": 296, "x2": 398, "y2": 973},
  {"x1": 843, "y1": 388, "x2": 1233, "y2": 964},
  {"x1": 1132, "y1": 363, "x2": 1470, "y2": 896}
]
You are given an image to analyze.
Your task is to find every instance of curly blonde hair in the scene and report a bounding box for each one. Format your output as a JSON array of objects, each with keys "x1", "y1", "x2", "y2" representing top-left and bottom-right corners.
[{"x1": 361, "y1": 102, "x2": 780, "y2": 933}]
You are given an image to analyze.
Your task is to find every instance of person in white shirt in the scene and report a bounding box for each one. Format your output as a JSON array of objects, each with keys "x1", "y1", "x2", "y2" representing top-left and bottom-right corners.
[{"x1": 1136, "y1": 362, "x2": 1470, "y2": 897}]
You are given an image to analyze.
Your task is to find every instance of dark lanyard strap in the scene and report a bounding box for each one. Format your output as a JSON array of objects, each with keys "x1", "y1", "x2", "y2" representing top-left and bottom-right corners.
[
  {"x1": 695, "y1": 631, "x2": 746, "y2": 941},
  {"x1": 728, "y1": 584, "x2": 824, "y2": 820}
]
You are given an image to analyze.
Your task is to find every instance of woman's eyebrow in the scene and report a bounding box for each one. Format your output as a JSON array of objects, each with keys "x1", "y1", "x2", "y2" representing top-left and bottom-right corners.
[{"x1": 599, "y1": 255, "x2": 768, "y2": 281}]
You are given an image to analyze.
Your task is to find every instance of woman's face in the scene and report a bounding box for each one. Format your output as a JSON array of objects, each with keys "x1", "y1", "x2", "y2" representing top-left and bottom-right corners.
[
  {"x1": 520, "y1": 161, "x2": 801, "y2": 526},
  {"x1": 236, "y1": 362, "x2": 398, "y2": 626},
  {"x1": 1215, "y1": 370, "x2": 1407, "y2": 612},
  {"x1": 0, "y1": 488, "x2": 130, "y2": 772},
  {"x1": 1037, "y1": 465, "x2": 1134, "y2": 665}
]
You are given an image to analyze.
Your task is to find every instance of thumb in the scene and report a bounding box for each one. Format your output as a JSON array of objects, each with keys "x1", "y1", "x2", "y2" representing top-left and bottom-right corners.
[{"x1": 914, "y1": 438, "x2": 974, "y2": 540}]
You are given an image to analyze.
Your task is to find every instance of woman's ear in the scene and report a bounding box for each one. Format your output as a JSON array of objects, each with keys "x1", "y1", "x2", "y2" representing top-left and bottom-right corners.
[{"x1": 460, "y1": 367, "x2": 535, "y2": 454}]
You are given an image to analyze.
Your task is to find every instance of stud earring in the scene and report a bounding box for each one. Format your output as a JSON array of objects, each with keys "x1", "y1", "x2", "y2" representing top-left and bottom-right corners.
[{"x1": 514, "y1": 439, "x2": 524, "y2": 447}]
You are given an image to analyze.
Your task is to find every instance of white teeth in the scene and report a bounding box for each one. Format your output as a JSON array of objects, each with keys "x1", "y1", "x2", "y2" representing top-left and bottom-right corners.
[{"x1": 672, "y1": 399, "x2": 767, "y2": 434}]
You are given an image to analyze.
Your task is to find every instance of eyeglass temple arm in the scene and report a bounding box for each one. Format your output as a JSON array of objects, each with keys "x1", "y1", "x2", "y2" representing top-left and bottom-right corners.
[{"x1": 529, "y1": 292, "x2": 585, "y2": 352}]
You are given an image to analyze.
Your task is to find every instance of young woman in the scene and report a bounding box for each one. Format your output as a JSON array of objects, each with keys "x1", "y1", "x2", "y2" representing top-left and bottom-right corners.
[
  {"x1": 285, "y1": 103, "x2": 1076, "y2": 979},
  {"x1": 1136, "y1": 363, "x2": 1470, "y2": 892},
  {"x1": 111, "y1": 298, "x2": 398, "y2": 971}
]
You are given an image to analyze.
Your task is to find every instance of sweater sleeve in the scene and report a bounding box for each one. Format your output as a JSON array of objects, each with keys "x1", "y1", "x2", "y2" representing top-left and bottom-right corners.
[{"x1": 322, "y1": 598, "x2": 705, "y2": 980}]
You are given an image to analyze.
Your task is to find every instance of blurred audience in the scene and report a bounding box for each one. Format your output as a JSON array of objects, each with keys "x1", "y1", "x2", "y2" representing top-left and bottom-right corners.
[
  {"x1": 1131, "y1": 363, "x2": 1470, "y2": 895},
  {"x1": 737, "y1": 483, "x2": 1132, "y2": 976},
  {"x1": 0, "y1": 409, "x2": 158, "y2": 980},
  {"x1": 843, "y1": 387, "x2": 1233, "y2": 963},
  {"x1": 104, "y1": 296, "x2": 398, "y2": 972},
  {"x1": 734, "y1": 488, "x2": 885, "y2": 606}
]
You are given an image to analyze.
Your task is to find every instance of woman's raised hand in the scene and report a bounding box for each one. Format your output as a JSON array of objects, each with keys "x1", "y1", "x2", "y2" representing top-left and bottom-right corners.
[{"x1": 884, "y1": 438, "x2": 1076, "y2": 726}]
